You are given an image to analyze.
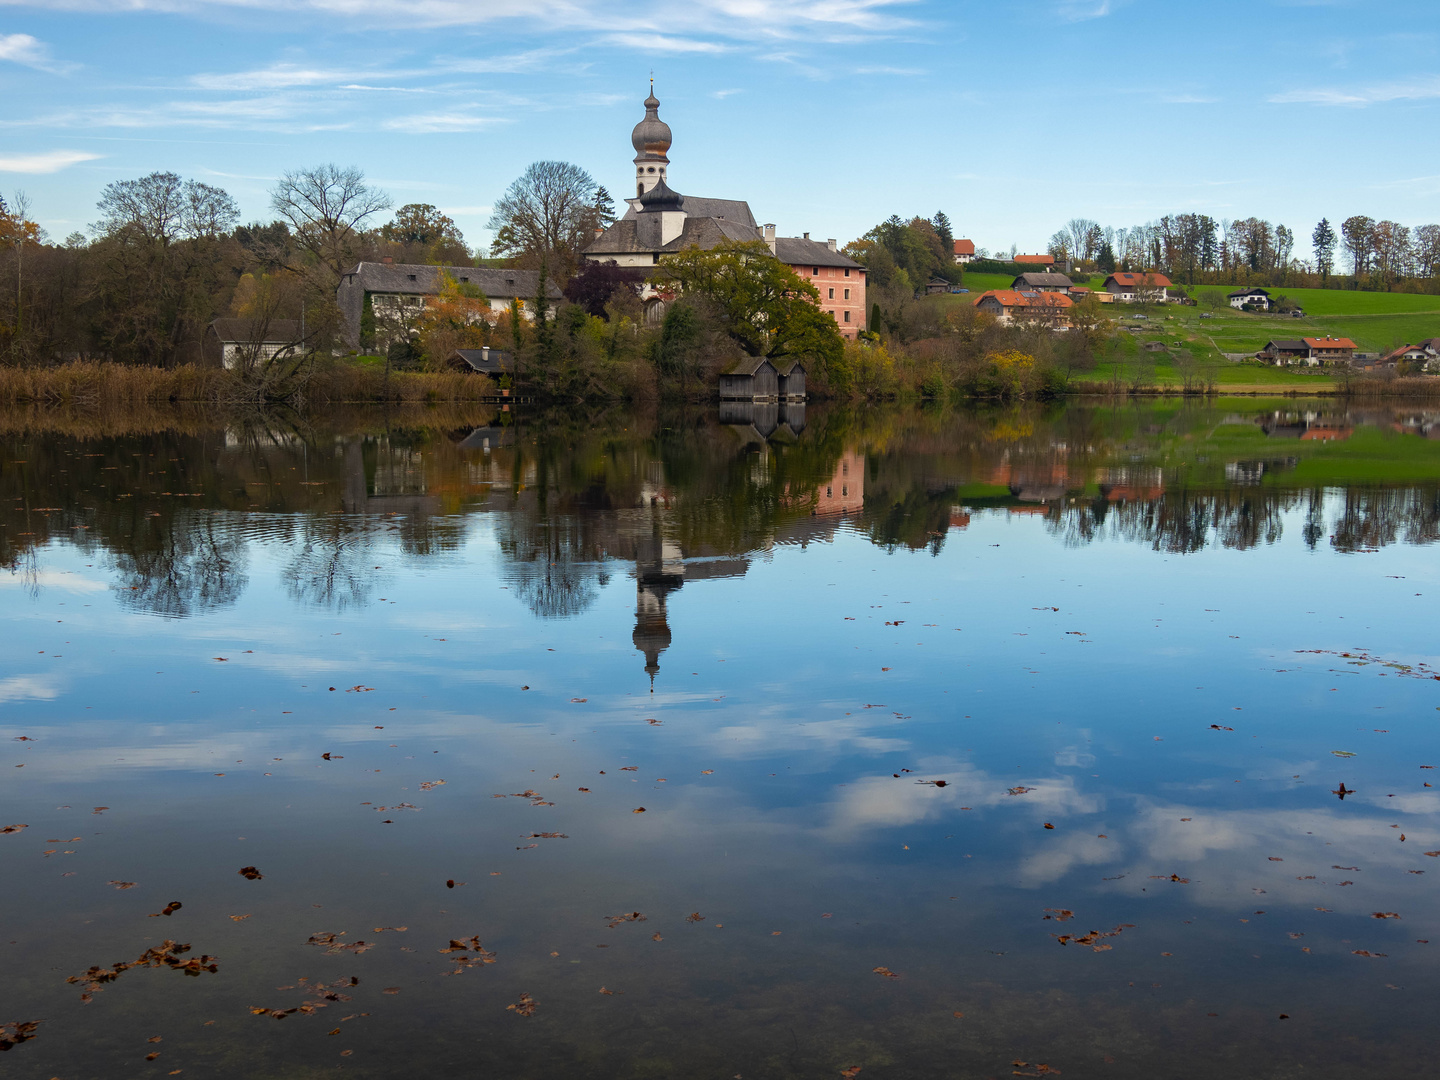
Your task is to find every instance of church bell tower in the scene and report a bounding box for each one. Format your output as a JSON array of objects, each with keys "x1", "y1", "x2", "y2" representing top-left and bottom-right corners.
[{"x1": 631, "y1": 82, "x2": 672, "y2": 198}]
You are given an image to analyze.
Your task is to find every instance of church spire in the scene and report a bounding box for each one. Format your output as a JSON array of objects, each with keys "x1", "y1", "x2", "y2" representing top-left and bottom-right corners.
[{"x1": 631, "y1": 84, "x2": 672, "y2": 198}]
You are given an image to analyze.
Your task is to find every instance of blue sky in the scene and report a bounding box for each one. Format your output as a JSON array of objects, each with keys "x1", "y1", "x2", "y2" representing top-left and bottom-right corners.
[{"x1": 1, "y1": 0, "x2": 1437, "y2": 259}]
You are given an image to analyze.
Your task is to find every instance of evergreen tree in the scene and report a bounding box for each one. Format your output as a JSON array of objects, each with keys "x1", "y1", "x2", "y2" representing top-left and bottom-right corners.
[
  {"x1": 1096, "y1": 241, "x2": 1116, "y2": 274},
  {"x1": 1312, "y1": 218, "x2": 1337, "y2": 286},
  {"x1": 931, "y1": 211, "x2": 954, "y2": 256}
]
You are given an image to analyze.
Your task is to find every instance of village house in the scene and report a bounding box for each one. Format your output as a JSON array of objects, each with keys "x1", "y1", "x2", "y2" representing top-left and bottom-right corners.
[
  {"x1": 1258, "y1": 339, "x2": 1312, "y2": 365},
  {"x1": 1014, "y1": 254, "x2": 1055, "y2": 269},
  {"x1": 1011, "y1": 272, "x2": 1073, "y2": 294},
  {"x1": 336, "y1": 262, "x2": 560, "y2": 351},
  {"x1": 1378, "y1": 341, "x2": 1440, "y2": 369},
  {"x1": 584, "y1": 89, "x2": 865, "y2": 338},
  {"x1": 1229, "y1": 287, "x2": 1271, "y2": 310},
  {"x1": 1103, "y1": 272, "x2": 1171, "y2": 303},
  {"x1": 953, "y1": 239, "x2": 976, "y2": 264},
  {"x1": 1305, "y1": 336, "x2": 1357, "y2": 364},
  {"x1": 973, "y1": 289, "x2": 1074, "y2": 329},
  {"x1": 202, "y1": 318, "x2": 302, "y2": 369}
]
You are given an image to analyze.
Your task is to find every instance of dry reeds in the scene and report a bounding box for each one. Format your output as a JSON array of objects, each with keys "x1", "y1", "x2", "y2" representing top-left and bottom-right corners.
[{"x1": 0, "y1": 362, "x2": 498, "y2": 407}]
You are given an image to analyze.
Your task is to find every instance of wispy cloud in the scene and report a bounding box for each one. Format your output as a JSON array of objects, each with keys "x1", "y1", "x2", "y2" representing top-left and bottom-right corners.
[
  {"x1": 599, "y1": 32, "x2": 728, "y2": 54},
  {"x1": 0, "y1": 149, "x2": 101, "y2": 173},
  {"x1": 855, "y1": 65, "x2": 925, "y2": 76},
  {"x1": 711, "y1": 88, "x2": 743, "y2": 98},
  {"x1": 190, "y1": 63, "x2": 377, "y2": 90},
  {"x1": 1053, "y1": 0, "x2": 1112, "y2": 21},
  {"x1": 379, "y1": 113, "x2": 512, "y2": 133},
  {"x1": 1270, "y1": 75, "x2": 1440, "y2": 106},
  {"x1": 0, "y1": 32, "x2": 73, "y2": 73},
  {"x1": 1162, "y1": 94, "x2": 1218, "y2": 104}
]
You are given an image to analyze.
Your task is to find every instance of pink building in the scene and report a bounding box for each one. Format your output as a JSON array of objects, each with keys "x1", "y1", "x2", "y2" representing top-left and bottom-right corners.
[
  {"x1": 812, "y1": 450, "x2": 864, "y2": 515},
  {"x1": 768, "y1": 230, "x2": 867, "y2": 340}
]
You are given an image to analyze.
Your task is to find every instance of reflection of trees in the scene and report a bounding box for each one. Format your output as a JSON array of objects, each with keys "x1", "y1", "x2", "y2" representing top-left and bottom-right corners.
[
  {"x1": 111, "y1": 513, "x2": 248, "y2": 618},
  {"x1": 1049, "y1": 489, "x2": 1294, "y2": 552},
  {"x1": 280, "y1": 517, "x2": 379, "y2": 612},
  {"x1": 1332, "y1": 487, "x2": 1440, "y2": 552},
  {"x1": 495, "y1": 514, "x2": 611, "y2": 619}
]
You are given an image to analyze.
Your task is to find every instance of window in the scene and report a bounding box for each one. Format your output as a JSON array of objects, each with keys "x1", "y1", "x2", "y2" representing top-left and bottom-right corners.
[
  {"x1": 843, "y1": 310, "x2": 851, "y2": 323},
  {"x1": 813, "y1": 267, "x2": 819, "y2": 276},
  {"x1": 407, "y1": 274, "x2": 417, "y2": 281},
  {"x1": 826, "y1": 486, "x2": 833, "y2": 497},
  {"x1": 843, "y1": 289, "x2": 850, "y2": 300},
  {"x1": 828, "y1": 288, "x2": 834, "y2": 299},
  {"x1": 844, "y1": 268, "x2": 851, "y2": 277}
]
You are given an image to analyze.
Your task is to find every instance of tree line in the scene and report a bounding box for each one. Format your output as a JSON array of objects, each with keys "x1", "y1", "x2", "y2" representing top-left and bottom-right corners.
[{"x1": 1044, "y1": 214, "x2": 1440, "y2": 292}]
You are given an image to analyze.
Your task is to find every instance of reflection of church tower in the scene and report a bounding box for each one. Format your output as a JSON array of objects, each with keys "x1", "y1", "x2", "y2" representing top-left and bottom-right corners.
[
  {"x1": 632, "y1": 527, "x2": 683, "y2": 690},
  {"x1": 631, "y1": 82, "x2": 673, "y2": 199}
]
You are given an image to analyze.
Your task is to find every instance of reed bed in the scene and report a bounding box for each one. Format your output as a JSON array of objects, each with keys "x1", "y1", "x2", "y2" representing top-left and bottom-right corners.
[{"x1": 0, "y1": 363, "x2": 497, "y2": 406}]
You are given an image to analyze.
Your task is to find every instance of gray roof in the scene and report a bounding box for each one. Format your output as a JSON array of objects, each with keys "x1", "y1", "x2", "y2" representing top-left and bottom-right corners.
[
  {"x1": 773, "y1": 237, "x2": 862, "y2": 270},
  {"x1": 619, "y1": 195, "x2": 756, "y2": 229},
  {"x1": 450, "y1": 348, "x2": 513, "y2": 374},
  {"x1": 1012, "y1": 272, "x2": 1073, "y2": 288},
  {"x1": 1264, "y1": 339, "x2": 1309, "y2": 351},
  {"x1": 339, "y1": 263, "x2": 561, "y2": 300},
  {"x1": 206, "y1": 318, "x2": 302, "y2": 344},
  {"x1": 586, "y1": 215, "x2": 762, "y2": 257},
  {"x1": 722, "y1": 355, "x2": 777, "y2": 377},
  {"x1": 1230, "y1": 287, "x2": 1270, "y2": 297}
]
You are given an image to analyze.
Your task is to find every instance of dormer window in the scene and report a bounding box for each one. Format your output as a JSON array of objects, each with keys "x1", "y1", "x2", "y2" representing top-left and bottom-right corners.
[{"x1": 408, "y1": 274, "x2": 417, "y2": 281}]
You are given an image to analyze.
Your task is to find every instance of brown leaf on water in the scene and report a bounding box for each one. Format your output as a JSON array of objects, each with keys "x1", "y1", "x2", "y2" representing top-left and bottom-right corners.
[
  {"x1": 372, "y1": 927, "x2": 407, "y2": 933},
  {"x1": 872, "y1": 967, "x2": 899, "y2": 979},
  {"x1": 446, "y1": 880, "x2": 455, "y2": 889},
  {"x1": 633, "y1": 807, "x2": 646, "y2": 813},
  {"x1": 148, "y1": 1036, "x2": 162, "y2": 1043},
  {"x1": 606, "y1": 912, "x2": 647, "y2": 928},
  {"x1": 841, "y1": 1068, "x2": 862, "y2": 1078},
  {"x1": 109, "y1": 880, "x2": 137, "y2": 890},
  {"x1": 229, "y1": 914, "x2": 251, "y2": 922},
  {"x1": 620, "y1": 766, "x2": 638, "y2": 772},
  {"x1": 148, "y1": 902, "x2": 182, "y2": 918},
  {"x1": 1352, "y1": 950, "x2": 1388, "y2": 957},
  {"x1": 0, "y1": 1020, "x2": 41, "y2": 1052},
  {"x1": 577, "y1": 788, "x2": 590, "y2": 793},
  {"x1": 66, "y1": 941, "x2": 218, "y2": 1000},
  {"x1": 506, "y1": 992, "x2": 537, "y2": 1017},
  {"x1": 530, "y1": 832, "x2": 568, "y2": 839},
  {"x1": 652, "y1": 933, "x2": 663, "y2": 941},
  {"x1": 340, "y1": 1050, "x2": 353, "y2": 1056},
  {"x1": 1268, "y1": 857, "x2": 1284, "y2": 862},
  {"x1": 146, "y1": 1052, "x2": 160, "y2": 1060},
  {"x1": 917, "y1": 780, "x2": 948, "y2": 788},
  {"x1": 1007, "y1": 786, "x2": 1034, "y2": 796},
  {"x1": 1372, "y1": 912, "x2": 1401, "y2": 919},
  {"x1": 381, "y1": 987, "x2": 400, "y2": 995},
  {"x1": 598, "y1": 987, "x2": 620, "y2": 995},
  {"x1": 237, "y1": 866, "x2": 262, "y2": 880},
  {"x1": 1044, "y1": 823, "x2": 1055, "y2": 830},
  {"x1": 702, "y1": 769, "x2": 714, "y2": 775},
  {"x1": 1042, "y1": 909, "x2": 1074, "y2": 922},
  {"x1": 686, "y1": 912, "x2": 705, "y2": 923},
  {"x1": 418, "y1": 780, "x2": 446, "y2": 791},
  {"x1": 0, "y1": 825, "x2": 28, "y2": 835},
  {"x1": 327, "y1": 1028, "x2": 340, "y2": 1036}
]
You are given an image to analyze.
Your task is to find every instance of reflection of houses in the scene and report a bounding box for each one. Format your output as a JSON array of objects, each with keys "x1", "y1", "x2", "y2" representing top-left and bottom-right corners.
[
  {"x1": 813, "y1": 450, "x2": 863, "y2": 516},
  {"x1": 719, "y1": 400, "x2": 806, "y2": 441},
  {"x1": 1260, "y1": 412, "x2": 1352, "y2": 441},
  {"x1": 1096, "y1": 467, "x2": 1165, "y2": 501}
]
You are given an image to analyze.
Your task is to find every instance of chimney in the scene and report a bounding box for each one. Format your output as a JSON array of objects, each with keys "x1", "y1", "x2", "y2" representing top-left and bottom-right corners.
[
  {"x1": 482, "y1": 346, "x2": 490, "y2": 362},
  {"x1": 382, "y1": 256, "x2": 394, "y2": 265},
  {"x1": 762, "y1": 223, "x2": 777, "y2": 254},
  {"x1": 827, "y1": 239, "x2": 837, "y2": 252},
  {"x1": 803, "y1": 232, "x2": 810, "y2": 240}
]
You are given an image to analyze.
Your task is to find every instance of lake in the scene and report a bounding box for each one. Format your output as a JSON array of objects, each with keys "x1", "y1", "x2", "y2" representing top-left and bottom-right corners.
[{"x1": 2, "y1": 398, "x2": 1439, "y2": 1079}]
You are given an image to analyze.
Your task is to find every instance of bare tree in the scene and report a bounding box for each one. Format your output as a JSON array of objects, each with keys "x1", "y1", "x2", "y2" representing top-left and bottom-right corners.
[
  {"x1": 94, "y1": 172, "x2": 238, "y2": 246},
  {"x1": 487, "y1": 160, "x2": 603, "y2": 279},
  {"x1": 1414, "y1": 224, "x2": 1440, "y2": 280},
  {"x1": 1341, "y1": 215, "x2": 1375, "y2": 284},
  {"x1": 270, "y1": 164, "x2": 392, "y2": 279}
]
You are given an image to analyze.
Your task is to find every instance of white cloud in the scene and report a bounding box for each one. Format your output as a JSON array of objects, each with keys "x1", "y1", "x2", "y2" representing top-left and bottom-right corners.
[
  {"x1": 1163, "y1": 94, "x2": 1219, "y2": 104},
  {"x1": 190, "y1": 63, "x2": 370, "y2": 90},
  {"x1": 1054, "y1": 0, "x2": 1112, "y2": 21},
  {"x1": 1270, "y1": 76, "x2": 1440, "y2": 106},
  {"x1": 380, "y1": 113, "x2": 512, "y2": 133},
  {"x1": 600, "y1": 32, "x2": 728, "y2": 53},
  {"x1": 710, "y1": 88, "x2": 743, "y2": 98},
  {"x1": 0, "y1": 148, "x2": 100, "y2": 172},
  {"x1": 0, "y1": 32, "x2": 71, "y2": 72}
]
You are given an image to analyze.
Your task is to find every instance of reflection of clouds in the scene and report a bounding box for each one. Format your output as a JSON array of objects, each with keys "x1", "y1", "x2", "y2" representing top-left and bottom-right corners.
[
  {"x1": 1054, "y1": 745, "x2": 1095, "y2": 767},
  {"x1": 0, "y1": 674, "x2": 61, "y2": 705},
  {"x1": 827, "y1": 761, "x2": 1101, "y2": 835},
  {"x1": 1017, "y1": 832, "x2": 1118, "y2": 887},
  {"x1": 1363, "y1": 792, "x2": 1440, "y2": 815},
  {"x1": 707, "y1": 714, "x2": 910, "y2": 758},
  {"x1": 0, "y1": 570, "x2": 107, "y2": 593}
]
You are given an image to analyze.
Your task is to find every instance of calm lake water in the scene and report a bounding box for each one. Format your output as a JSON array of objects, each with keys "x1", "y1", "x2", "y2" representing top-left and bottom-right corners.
[{"x1": 3, "y1": 398, "x2": 1439, "y2": 1080}]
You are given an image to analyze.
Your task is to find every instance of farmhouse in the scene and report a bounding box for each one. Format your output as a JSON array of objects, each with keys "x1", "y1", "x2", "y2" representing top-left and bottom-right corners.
[
  {"x1": 202, "y1": 319, "x2": 302, "y2": 369},
  {"x1": 336, "y1": 263, "x2": 560, "y2": 351},
  {"x1": 1011, "y1": 272, "x2": 1073, "y2": 294},
  {"x1": 1304, "y1": 336, "x2": 1357, "y2": 364},
  {"x1": 1103, "y1": 272, "x2": 1171, "y2": 303},
  {"x1": 973, "y1": 289, "x2": 1073, "y2": 328},
  {"x1": 953, "y1": 239, "x2": 976, "y2": 264},
  {"x1": 776, "y1": 233, "x2": 866, "y2": 337},
  {"x1": 1378, "y1": 342, "x2": 1440, "y2": 366},
  {"x1": 1229, "y1": 287, "x2": 1271, "y2": 310}
]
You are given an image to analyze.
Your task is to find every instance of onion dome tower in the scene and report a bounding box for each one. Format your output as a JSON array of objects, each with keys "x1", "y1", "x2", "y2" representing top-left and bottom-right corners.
[{"x1": 631, "y1": 81, "x2": 672, "y2": 198}]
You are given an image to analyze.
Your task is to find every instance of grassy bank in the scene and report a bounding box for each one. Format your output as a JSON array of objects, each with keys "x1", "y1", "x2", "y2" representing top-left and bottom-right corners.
[{"x1": 0, "y1": 363, "x2": 498, "y2": 406}]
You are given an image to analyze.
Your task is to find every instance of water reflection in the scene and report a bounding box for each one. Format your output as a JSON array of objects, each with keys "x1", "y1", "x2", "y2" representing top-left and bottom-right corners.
[{"x1": 5, "y1": 399, "x2": 1440, "y2": 626}]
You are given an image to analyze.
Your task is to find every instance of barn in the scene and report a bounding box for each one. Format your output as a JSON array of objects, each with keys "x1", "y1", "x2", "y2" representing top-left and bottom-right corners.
[{"x1": 719, "y1": 356, "x2": 779, "y2": 401}]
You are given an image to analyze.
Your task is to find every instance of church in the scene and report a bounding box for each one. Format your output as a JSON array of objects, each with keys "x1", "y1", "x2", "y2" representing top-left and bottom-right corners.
[{"x1": 584, "y1": 88, "x2": 866, "y2": 338}]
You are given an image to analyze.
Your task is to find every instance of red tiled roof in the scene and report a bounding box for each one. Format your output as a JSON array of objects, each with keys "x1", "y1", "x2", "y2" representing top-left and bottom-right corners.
[
  {"x1": 973, "y1": 290, "x2": 1074, "y2": 309},
  {"x1": 953, "y1": 239, "x2": 975, "y2": 256},
  {"x1": 1303, "y1": 337, "x2": 1357, "y2": 350},
  {"x1": 1014, "y1": 254, "x2": 1054, "y2": 265},
  {"x1": 1105, "y1": 272, "x2": 1172, "y2": 288}
]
